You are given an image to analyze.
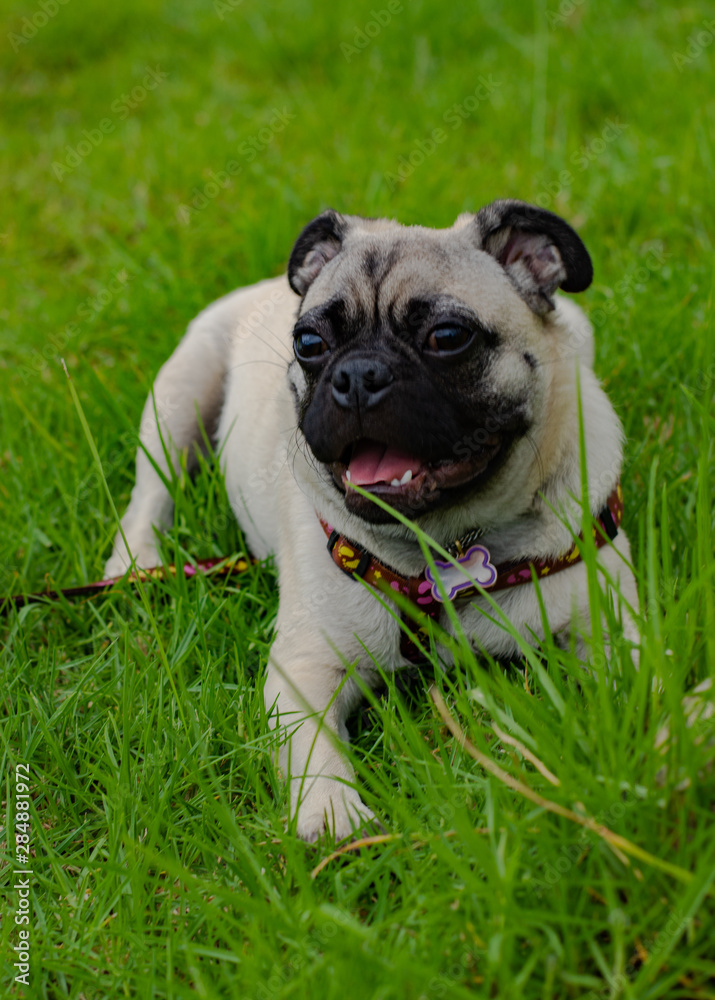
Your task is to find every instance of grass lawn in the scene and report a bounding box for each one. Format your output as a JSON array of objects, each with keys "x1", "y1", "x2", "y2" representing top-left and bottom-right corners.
[{"x1": 1, "y1": 0, "x2": 714, "y2": 996}]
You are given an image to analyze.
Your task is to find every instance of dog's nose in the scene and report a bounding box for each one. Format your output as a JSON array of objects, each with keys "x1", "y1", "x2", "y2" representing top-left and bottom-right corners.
[{"x1": 331, "y1": 358, "x2": 393, "y2": 409}]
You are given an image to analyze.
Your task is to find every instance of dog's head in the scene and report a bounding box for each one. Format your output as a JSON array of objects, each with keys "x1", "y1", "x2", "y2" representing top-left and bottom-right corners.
[{"x1": 287, "y1": 200, "x2": 592, "y2": 525}]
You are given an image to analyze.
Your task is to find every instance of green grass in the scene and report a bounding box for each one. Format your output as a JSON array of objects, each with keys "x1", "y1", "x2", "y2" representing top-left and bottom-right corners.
[{"x1": 1, "y1": 0, "x2": 715, "y2": 996}]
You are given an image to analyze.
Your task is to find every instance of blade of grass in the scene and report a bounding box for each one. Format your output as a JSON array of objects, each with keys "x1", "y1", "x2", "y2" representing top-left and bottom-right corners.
[{"x1": 429, "y1": 685, "x2": 695, "y2": 884}]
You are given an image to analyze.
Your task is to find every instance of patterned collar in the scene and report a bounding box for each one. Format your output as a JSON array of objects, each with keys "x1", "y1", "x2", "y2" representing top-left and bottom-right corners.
[{"x1": 320, "y1": 484, "x2": 624, "y2": 663}]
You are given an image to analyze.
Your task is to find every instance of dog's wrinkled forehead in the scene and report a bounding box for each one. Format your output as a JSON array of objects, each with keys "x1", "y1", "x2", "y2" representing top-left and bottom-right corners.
[
  {"x1": 301, "y1": 225, "x2": 512, "y2": 328},
  {"x1": 288, "y1": 202, "x2": 593, "y2": 320}
]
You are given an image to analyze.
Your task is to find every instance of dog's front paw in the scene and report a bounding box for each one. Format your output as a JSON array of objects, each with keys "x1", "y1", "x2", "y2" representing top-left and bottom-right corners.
[
  {"x1": 104, "y1": 552, "x2": 132, "y2": 579},
  {"x1": 294, "y1": 781, "x2": 380, "y2": 843},
  {"x1": 104, "y1": 539, "x2": 160, "y2": 579}
]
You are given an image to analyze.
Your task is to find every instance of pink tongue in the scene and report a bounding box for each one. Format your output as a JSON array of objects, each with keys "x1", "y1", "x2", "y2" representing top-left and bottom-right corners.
[{"x1": 347, "y1": 440, "x2": 422, "y2": 486}]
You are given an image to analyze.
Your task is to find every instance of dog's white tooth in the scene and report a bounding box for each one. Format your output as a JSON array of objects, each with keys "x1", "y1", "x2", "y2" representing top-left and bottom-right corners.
[
  {"x1": 400, "y1": 470, "x2": 413, "y2": 485},
  {"x1": 390, "y1": 478, "x2": 400, "y2": 486},
  {"x1": 345, "y1": 470, "x2": 351, "y2": 481}
]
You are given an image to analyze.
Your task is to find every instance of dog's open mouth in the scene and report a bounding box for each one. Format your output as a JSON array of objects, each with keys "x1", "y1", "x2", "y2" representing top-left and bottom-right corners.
[{"x1": 329, "y1": 436, "x2": 503, "y2": 520}]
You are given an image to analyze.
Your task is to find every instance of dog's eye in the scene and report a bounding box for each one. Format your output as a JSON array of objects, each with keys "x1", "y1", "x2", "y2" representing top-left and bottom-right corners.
[
  {"x1": 426, "y1": 324, "x2": 474, "y2": 355},
  {"x1": 294, "y1": 330, "x2": 330, "y2": 361}
]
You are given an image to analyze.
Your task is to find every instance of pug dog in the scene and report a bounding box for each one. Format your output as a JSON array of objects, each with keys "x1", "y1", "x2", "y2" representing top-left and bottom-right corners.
[{"x1": 105, "y1": 200, "x2": 639, "y2": 842}]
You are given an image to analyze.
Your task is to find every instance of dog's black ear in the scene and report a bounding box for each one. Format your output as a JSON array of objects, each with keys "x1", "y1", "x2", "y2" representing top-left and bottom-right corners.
[
  {"x1": 475, "y1": 199, "x2": 593, "y2": 315},
  {"x1": 288, "y1": 210, "x2": 346, "y2": 296}
]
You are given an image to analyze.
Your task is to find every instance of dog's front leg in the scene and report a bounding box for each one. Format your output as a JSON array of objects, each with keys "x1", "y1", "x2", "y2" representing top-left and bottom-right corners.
[
  {"x1": 105, "y1": 314, "x2": 227, "y2": 577},
  {"x1": 264, "y1": 649, "x2": 376, "y2": 843}
]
